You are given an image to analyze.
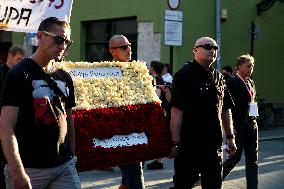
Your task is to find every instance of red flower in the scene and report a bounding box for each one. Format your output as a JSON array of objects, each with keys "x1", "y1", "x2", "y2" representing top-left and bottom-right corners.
[{"x1": 73, "y1": 103, "x2": 172, "y2": 171}]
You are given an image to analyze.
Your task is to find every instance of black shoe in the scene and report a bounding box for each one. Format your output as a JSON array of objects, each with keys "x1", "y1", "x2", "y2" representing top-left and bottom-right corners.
[{"x1": 147, "y1": 160, "x2": 163, "y2": 170}]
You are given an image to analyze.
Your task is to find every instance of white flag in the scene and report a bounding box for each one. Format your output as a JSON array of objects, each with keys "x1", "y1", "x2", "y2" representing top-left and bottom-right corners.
[{"x1": 0, "y1": 0, "x2": 73, "y2": 33}]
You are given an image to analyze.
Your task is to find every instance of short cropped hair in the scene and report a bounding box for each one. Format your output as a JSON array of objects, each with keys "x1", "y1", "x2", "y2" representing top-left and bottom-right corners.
[
  {"x1": 8, "y1": 46, "x2": 25, "y2": 56},
  {"x1": 236, "y1": 54, "x2": 255, "y2": 66},
  {"x1": 38, "y1": 17, "x2": 70, "y2": 32},
  {"x1": 150, "y1": 61, "x2": 164, "y2": 75},
  {"x1": 222, "y1": 65, "x2": 233, "y2": 73}
]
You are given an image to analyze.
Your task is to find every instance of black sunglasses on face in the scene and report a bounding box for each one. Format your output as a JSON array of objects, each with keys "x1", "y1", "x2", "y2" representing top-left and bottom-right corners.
[
  {"x1": 111, "y1": 44, "x2": 131, "y2": 50},
  {"x1": 195, "y1": 44, "x2": 218, "y2": 50},
  {"x1": 42, "y1": 31, "x2": 73, "y2": 47}
]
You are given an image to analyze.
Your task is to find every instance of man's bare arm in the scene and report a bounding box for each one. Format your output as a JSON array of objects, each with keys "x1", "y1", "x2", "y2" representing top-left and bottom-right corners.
[
  {"x1": 221, "y1": 109, "x2": 234, "y2": 135},
  {"x1": 221, "y1": 109, "x2": 237, "y2": 155},
  {"x1": 170, "y1": 107, "x2": 183, "y2": 142},
  {"x1": 169, "y1": 107, "x2": 183, "y2": 158},
  {"x1": 0, "y1": 106, "x2": 31, "y2": 189}
]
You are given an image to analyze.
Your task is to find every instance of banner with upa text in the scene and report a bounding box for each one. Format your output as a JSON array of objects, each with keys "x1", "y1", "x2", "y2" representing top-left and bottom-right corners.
[{"x1": 0, "y1": 0, "x2": 73, "y2": 33}]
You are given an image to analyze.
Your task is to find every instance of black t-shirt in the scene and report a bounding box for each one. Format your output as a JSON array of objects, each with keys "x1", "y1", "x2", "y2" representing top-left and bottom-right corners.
[
  {"x1": 0, "y1": 64, "x2": 10, "y2": 164},
  {"x1": 171, "y1": 60, "x2": 233, "y2": 150},
  {"x1": 1, "y1": 58, "x2": 75, "y2": 168},
  {"x1": 0, "y1": 64, "x2": 9, "y2": 92}
]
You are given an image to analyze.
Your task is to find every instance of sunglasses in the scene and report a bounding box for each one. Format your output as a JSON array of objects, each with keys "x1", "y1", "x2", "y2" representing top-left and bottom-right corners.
[
  {"x1": 111, "y1": 44, "x2": 131, "y2": 50},
  {"x1": 42, "y1": 31, "x2": 73, "y2": 47},
  {"x1": 195, "y1": 44, "x2": 218, "y2": 50}
]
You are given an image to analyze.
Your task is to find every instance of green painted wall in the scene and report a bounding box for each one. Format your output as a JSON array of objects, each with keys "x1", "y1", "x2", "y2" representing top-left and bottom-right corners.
[
  {"x1": 70, "y1": 0, "x2": 167, "y2": 62},
  {"x1": 12, "y1": 32, "x2": 25, "y2": 46},
  {"x1": 11, "y1": 0, "x2": 284, "y2": 102},
  {"x1": 70, "y1": 0, "x2": 217, "y2": 74},
  {"x1": 174, "y1": 1, "x2": 216, "y2": 71},
  {"x1": 222, "y1": 1, "x2": 284, "y2": 102}
]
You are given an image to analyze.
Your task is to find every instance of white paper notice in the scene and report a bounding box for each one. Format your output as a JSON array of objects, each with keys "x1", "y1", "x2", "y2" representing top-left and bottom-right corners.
[{"x1": 249, "y1": 102, "x2": 259, "y2": 117}]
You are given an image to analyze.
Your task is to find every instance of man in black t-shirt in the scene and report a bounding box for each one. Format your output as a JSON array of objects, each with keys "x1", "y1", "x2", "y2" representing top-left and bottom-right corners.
[
  {"x1": 0, "y1": 17, "x2": 80, "y2": 189},
  {"x1": 0, "y1": 46, "x2": 25, "y2": 189},
  {"x1": 168, "y1": 37, "x2": 236, "y2": 189}
]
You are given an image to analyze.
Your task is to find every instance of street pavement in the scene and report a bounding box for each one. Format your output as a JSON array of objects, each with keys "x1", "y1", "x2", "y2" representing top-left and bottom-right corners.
[{"x1": 79, "y1": 126, "x2": 284, "y2": 189}]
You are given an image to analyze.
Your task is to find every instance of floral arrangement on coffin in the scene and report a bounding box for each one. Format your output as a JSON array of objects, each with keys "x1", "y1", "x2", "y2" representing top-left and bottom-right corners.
[{"x1": 50, "y1": 60, "x2": 172, "y2": 172}]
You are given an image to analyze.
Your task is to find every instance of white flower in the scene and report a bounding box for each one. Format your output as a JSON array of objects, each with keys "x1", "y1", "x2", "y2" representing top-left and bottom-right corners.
[{"x1": 49, "y1": 60, "x2": 161, "y2": 109}]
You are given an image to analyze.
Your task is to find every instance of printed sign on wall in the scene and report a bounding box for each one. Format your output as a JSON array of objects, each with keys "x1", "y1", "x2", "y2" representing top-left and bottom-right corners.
[{"x1": 0, "y1": 0, "x2": 73, "y2": 33}]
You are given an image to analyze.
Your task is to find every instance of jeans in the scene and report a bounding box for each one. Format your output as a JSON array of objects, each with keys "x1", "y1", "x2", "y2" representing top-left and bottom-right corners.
[
  {"x1": 119, "y1": 162, "x2": 145, "y2": 189},
  {"x1": 4, "y1": 156, "x2": 81, "y2": 189},
  {"x1": 223, "y1": 120, "x2": 258, "y2": 189}
]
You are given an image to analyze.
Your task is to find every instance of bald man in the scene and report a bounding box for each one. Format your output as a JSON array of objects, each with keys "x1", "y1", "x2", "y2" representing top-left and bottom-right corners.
[
  {"x1": 109, "y1": 35, "x2": 145, "y2": 189},
  {"x1": 169, "y1": 37, "x2": 236, "y2": 189},
  {"x1": 109, "y1": 35, "x2": 132, "y2": 62}
]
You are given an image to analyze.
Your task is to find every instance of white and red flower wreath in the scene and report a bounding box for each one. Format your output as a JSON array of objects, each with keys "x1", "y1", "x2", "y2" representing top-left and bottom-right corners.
[{"x1": 49, "y1": 61, "x2": 171, "y2": 171}]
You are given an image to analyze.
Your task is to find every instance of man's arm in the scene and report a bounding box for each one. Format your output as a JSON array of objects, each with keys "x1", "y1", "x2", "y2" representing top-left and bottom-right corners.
[
  {"x1": 160, "y1": 85, "x2": 171, "y2": 103},
  {"x1": 66, "y1": 108, "x2": 75, "y2": 154},
  {"x1": 169, "y1": 106, "x2": 183, "y2": 158},
  {"x1": 221, "y1": 109, "x2": 237, "y2": 155},
  {"x1": 0, "y1": 106, "x2": 31, "y2": 189}
]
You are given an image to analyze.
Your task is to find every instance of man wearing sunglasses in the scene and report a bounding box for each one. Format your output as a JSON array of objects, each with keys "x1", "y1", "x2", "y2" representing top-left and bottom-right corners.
[
  {"x1": 169, "y1": 37, "x2": 236, "y2": 189},
  {"x1": 109, "y1": 35, "x2": 132, "y2": 62},
  {"x1": 0, "y1": 17, "x2": 80, "y2": 189},
  {"x1": 109, "y1": 35, "x2": 145, "y2": 189}
]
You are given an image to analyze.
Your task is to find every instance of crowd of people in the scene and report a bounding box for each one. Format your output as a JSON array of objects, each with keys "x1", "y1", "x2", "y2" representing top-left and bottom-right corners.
[{"x1": 0, "y1": 17, "x2": 259, "y2": 189}]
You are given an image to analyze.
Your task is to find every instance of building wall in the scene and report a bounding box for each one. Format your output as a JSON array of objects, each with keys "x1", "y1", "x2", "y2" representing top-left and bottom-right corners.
[
  {"x1": 12, "y1": 0, "x2": 284, "y2": 102},
  {"x1": 221, "y1": 1, "x2": 284, "y2": 102},
  {"x1": 69, "y1": 0, "x2": 164, "y2": 63}
]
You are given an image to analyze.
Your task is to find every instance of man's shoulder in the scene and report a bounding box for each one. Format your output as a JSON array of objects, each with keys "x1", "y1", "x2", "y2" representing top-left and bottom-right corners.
[
  {"x1": 226, "y1": 76, "x2": 243, "y2": 88},
  {"x1": 0, "y1": 63, "x2": 8, "y2": 73},
  {"x1": 6, "y1": 59, "x2": 35, "y2": 81},
  {"x1": 228, "y1": 75, "x2": 240, "y2": 81},
  {"x1": 51, "y1": 69, "x2": 73, "y2": 82},
  {"x1": 177, "y1": 60, "x2": 195, "y2": 73},
  {"x1": 247, "y1": 77, "x2": 255, "y2": 84}
]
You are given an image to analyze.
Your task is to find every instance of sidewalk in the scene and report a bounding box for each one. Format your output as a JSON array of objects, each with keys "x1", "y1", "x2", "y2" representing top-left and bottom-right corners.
[
  {"x1": 259, "y1": 125, "x2": 284, "y2": 141},
  {"x1": 80, "y1": 125, "x2": 284, "y2": 189}
]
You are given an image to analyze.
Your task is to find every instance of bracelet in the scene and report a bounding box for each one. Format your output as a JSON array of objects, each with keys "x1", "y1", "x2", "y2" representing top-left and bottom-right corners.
[{"x1": 226, "y1": 134, "x2": 235, "y2": 139}]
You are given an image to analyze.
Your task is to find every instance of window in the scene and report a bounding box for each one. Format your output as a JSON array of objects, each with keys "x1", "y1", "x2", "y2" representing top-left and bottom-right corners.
[{"x1": 85, "y1": 17, "x2": 137, "y2": 62}]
